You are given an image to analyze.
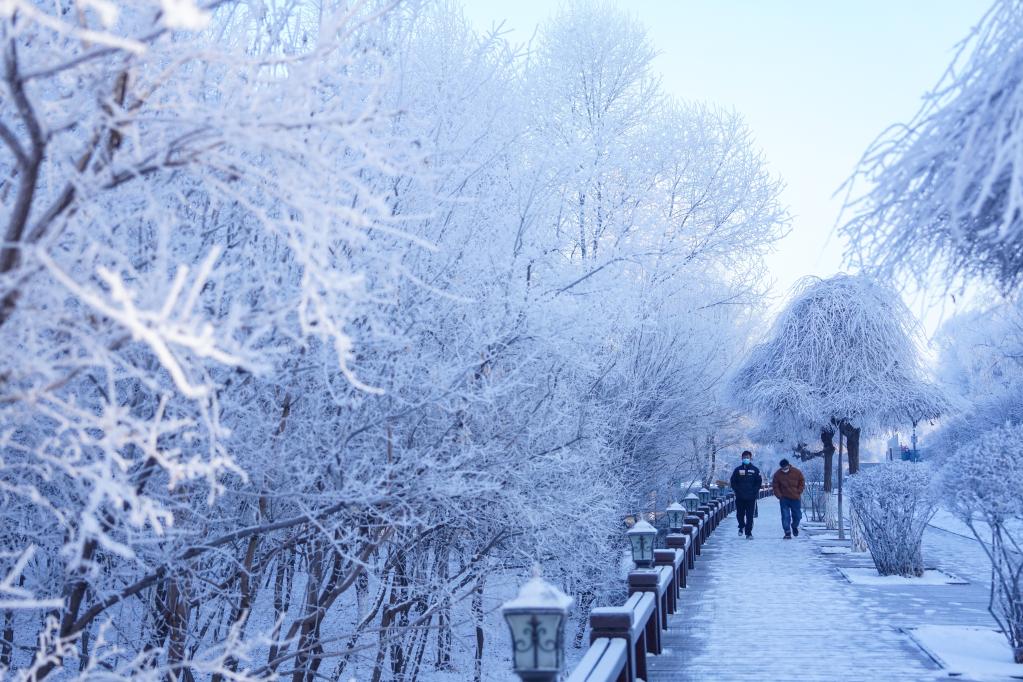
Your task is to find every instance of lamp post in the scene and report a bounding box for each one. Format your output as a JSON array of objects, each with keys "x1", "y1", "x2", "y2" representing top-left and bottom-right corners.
[
  {"x1": 666, "y1": 502, "x2": 685, "y2": 533},
  {"x1": 683, "y1": 492, "x2": 700, "y2": 513},
  {"x1": 502, "y1": 566, "x2": 573, "y2": 682},
  {"x1": 626, "y1": 518, "x2": 657, "y2": 569},
  {"x1": 698, "y1": 487, "x2": 711, "y2": 505}
]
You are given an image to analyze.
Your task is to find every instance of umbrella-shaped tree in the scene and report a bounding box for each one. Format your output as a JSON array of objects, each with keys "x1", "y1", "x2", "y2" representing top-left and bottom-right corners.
[{"x1": 729, "y1": 274, "x2": 949, "y2": 539}]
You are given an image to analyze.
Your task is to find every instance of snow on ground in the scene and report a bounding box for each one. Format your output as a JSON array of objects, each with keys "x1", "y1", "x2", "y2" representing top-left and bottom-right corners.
[
  {"x1": 838, "y1": 567, "x2": 967, "y2": 585},
  {"x1": 645, "y1": 498, "x2": 1004, "y2": 681},
  {"x1": 909, "y1": 626, "x2": 1023, "y2": 681},
  {"x1": 647, "y1": 498, "x2": 939, "y2": 681}
]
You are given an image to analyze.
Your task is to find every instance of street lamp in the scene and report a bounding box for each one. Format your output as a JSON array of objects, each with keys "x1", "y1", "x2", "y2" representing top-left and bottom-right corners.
[
  {"x1": 502, "y1": 566, "x2": 573, "y2": 682},
  {"x1": 711, "y1": 484, "x2": 722, "y2": 499},
  {"x1": 698, "y1": 487, "x2": 711, "y2": 505},
  {"x1": 626, "y1": 518, "x2": 657, "y2": 568},
  {"x1": 666, "y1": 502, "x2": 685, "y2": 532},
  {"x1": 683, "y1": 492, "x2": 700, "y2": 512}
]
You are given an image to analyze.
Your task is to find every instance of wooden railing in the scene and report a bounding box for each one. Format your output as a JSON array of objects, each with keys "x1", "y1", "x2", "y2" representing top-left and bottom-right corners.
[{"x1": 566, "y1": 486, "x2": 771, "y2": 682}]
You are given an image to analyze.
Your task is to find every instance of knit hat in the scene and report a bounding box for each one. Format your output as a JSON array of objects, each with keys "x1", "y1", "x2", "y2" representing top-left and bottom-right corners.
[{"x1": 779, "y1": 458, "x2": 790, "y2": 468}]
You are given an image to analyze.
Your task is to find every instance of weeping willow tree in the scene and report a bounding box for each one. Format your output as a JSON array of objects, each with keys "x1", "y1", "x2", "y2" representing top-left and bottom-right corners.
[
  {"x1": 728, "y1": 274, "x2": 949, "y2": 533},
  {"x1": 843, "y1": 0, "x2": 1023, "y2": 292}
]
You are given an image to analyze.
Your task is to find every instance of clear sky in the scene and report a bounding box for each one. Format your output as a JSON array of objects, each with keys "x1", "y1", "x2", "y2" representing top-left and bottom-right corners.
[{"x1": 460, "y1": 0, "x2": 991, "y2": 332}]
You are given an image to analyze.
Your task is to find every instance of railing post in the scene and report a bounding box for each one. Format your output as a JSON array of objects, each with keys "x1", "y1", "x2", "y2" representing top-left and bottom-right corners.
[
  {"x1": 683, "y1": 518, "x2": 701, "y2": 558},
  {"x1": 589, "y1": 607, "x2": 638, "y2": 682},
  {"x1": 696, "y1": 506, "x2": 711, "y2": 542},
  {"x1": 628, "y1": 571, "x2": 664, "y2": 655},
  {"x1": 653, "y1": 549, "x2": 681, "y2": 611},
  {"x1": 664, "y1": 534, "x2": 688, "y2": 588}
]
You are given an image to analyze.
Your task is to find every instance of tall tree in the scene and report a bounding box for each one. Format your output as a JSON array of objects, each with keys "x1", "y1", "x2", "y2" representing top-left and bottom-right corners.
[{"x1": 729, "y1": 274, "x2": 948, "y2": 473}]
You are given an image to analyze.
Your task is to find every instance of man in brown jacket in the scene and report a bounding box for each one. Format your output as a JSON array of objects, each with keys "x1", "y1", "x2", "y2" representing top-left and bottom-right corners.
[{"x1": 772, "y1": 458, "x2": 805, "y2": 539}]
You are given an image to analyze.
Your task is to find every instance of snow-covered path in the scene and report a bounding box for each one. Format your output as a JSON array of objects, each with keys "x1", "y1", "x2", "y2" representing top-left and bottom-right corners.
[{"x1": 646, "y1": 497, "x2": 967, "y2": 682}]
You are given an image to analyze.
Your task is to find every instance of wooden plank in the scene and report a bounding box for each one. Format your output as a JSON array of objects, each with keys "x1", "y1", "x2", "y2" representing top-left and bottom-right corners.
[
  {"x1": 588, "y1": 638, "x2": 627, "y2": 681},
  {"x1": 566, "y1": 638, "x2": 610, "y2": 682}
]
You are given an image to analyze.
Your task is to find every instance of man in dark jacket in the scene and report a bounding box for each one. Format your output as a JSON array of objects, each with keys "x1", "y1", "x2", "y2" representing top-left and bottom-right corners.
[
  {"x1": 772, "y1": 458, "x2": 806, "y2": 539},
  {"x1": 729, "y1": 450, "x2": 762, "y2": 539}
]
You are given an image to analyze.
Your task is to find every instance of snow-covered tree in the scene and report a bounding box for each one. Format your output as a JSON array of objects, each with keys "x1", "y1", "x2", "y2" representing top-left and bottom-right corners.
[
  {"x1": 847, "y1": 462, "x2": 936, "y2": 577},
  {"x1": 730, "y1": 274, "x2": 948, "y2": 474},
  {"x1": 842, "y1": 0, "x2": 1023, "y2": 291},
  {"x1": 932, "y1": 300, "x2": 1023, "y2": 457},
  {"x1": 0, "y1": 1, "x2": 789, "y2": 679},
  {"x1": 942, "y1": 423, "x2": 1023, "y2": 662}
]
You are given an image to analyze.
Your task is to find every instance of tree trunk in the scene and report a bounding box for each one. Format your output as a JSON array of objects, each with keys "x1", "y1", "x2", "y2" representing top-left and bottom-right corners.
[
  {"x1": 1, "y1": 603, "x2": 14, "y2": 669},
  {"x1": 434, "y1": 543, "x2": 452, "y2": 670},
  {"x1": 819, "y1": 427, "x2": 836, "y2": 492},
  {"x1": 841, "y1": 422, "x2": 861, "y2": 475},
  {"x1": 472, "y1": 576, "x2": 486, "y2": 682},
  {"x1": 837, "y1": 431, "x2": 845, "y2": 541},
  {"x1": 573, "y1": 591, "x2": 595, "y2": 648}
]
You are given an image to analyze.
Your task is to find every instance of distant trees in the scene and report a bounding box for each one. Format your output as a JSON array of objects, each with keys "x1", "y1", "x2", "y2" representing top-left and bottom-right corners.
[{"x1": 0, "y1": 1, "x2": 787, "y2": 679}]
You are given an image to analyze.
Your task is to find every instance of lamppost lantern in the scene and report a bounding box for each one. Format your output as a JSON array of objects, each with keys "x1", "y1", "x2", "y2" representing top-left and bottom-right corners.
[
  {"x1": 683, "y1": 492, "x2": 700, "y2": 512},
  {"x1": 698, "y1": 487, "x2": 711, "y2": 505},
  {"x1": 666, "y1": 502, "x2": 685, "y2": 532},
  {"x1": 711, "y1": 484, "x2": 722, "y2": 499},
  {"x1": 502, "y1": 565, "x2": 573, "y2": 682},
  {"x1": 626, "y1": 518, "x2": 657, "y2": 568}
]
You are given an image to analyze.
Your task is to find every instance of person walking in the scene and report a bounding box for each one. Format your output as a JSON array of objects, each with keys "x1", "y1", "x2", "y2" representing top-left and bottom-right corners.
[
  {"x1": 729, "y1": 450, "x2": 762, "y2": 540},
  {"x1": 772, "y1": 458, "x2": 806, "y2": 539}
]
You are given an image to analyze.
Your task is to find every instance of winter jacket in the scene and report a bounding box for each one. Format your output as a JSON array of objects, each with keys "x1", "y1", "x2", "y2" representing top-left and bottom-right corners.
[
  {"x1": 729, "y1": 463, "x2": 763, "y2": 501},
  {"x1": 772, "y1": 467, "x2": 806, "y2": 500}
]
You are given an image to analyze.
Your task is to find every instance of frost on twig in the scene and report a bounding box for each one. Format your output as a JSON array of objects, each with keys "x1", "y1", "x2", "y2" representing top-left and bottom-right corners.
[{"x1": 843, "y1": 0, "x2": 1023, "y2": 291}]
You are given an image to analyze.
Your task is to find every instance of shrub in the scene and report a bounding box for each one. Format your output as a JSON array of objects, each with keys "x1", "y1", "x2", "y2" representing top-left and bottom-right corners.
[
  {"x1": 943, "y1": 423, "x2": 1023, "y2": 663},
  {"x1": 847, "y1": 462, "x2": 936, "y2": 577}
]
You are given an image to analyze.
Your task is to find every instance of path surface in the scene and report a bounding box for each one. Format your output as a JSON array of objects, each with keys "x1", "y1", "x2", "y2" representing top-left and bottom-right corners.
[{"x1": 647, "y1": 497, "x2": 997, "y2": 682}]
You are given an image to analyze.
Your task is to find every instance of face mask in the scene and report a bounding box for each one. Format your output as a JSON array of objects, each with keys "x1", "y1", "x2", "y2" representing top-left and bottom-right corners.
[{"x1": 742, "y1": 459, "x2": 751, "y2": 465}]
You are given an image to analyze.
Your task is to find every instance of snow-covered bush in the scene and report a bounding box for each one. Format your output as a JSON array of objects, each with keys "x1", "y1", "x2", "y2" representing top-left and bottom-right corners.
[
  {"x1": 847, "y1": 462, "x2": 937, "y2": 577},
  {"x1": 942, "y1": 423, "x2": 1023, "y2": 662},
  {"x1": 800, "y1": 458, "x2": 827, "y2": 523}
]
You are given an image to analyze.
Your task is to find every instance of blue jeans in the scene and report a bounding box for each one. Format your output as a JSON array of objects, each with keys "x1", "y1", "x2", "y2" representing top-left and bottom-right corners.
[{"x1": 779, "y1": 498, "x2": 802, "y2": 533}]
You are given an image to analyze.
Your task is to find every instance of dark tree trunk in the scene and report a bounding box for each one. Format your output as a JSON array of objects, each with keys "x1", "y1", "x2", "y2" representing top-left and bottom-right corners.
[
  {"x1": 573, "y1": 591, "x2": 595, "y2": 648},
  {"x1": 841, "y1": 422, "x2": 861, "y2": 475},
  {"x1": 820, "y1": 427, "x2": 836, "y2": 492},
  {"x1": 1, "y1": 603, "x2": 14, "y2": 669},
  {"x1": 472, "y1": 577, "x2": 486, "y2": 682}
]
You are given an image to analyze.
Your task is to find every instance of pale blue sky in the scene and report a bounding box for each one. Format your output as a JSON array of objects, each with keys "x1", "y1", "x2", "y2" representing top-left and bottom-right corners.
[{"x1": 461, "y1": 0, "x2": 990, "y2": 331}]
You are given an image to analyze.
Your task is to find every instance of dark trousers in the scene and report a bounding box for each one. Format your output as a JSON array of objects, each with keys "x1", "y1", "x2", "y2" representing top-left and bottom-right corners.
[{"x1": 736, "y1": 498, "x2": 756, "y2": 535}]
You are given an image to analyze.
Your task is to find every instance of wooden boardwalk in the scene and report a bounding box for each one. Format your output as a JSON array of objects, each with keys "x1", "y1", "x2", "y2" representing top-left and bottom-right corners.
[{"x1": 646, "y1": 497, "x2": 995, "y2": 682}]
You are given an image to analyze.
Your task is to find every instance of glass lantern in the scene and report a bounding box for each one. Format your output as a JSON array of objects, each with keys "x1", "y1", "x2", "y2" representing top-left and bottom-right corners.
[
  {"x1": 698, "y1": 487, "x2": 711, "y2": 505},
  {"x1": 502, "y1": 567, "x2": 573, "y2": 682},
  {"x1": 626, "y1": 518, "x2": 657, "y2": 568},
  {"x1": 683, "y1": 492, "x2": 700, "y2": 512},
  {"x1": 666, "y1": 502, "x2": 685, "y2": 532}
]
